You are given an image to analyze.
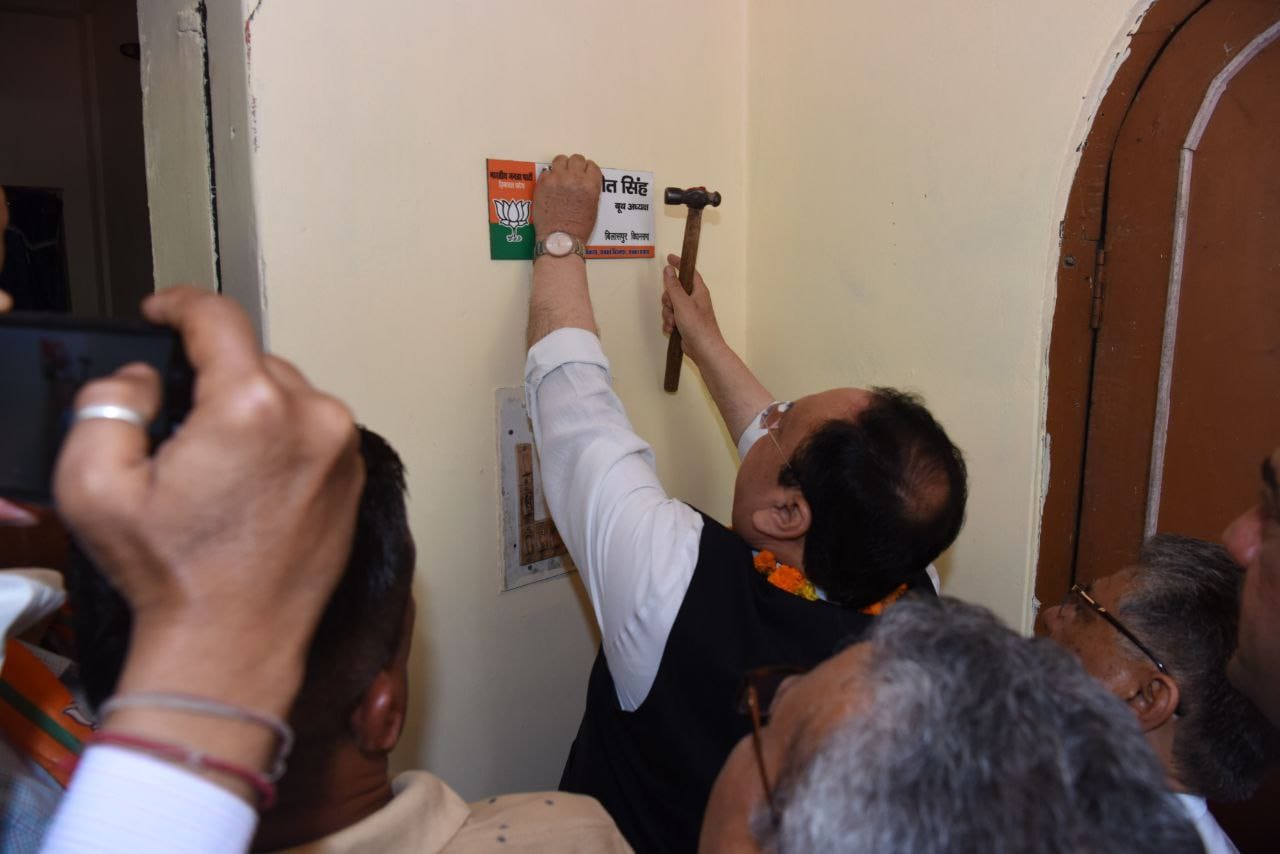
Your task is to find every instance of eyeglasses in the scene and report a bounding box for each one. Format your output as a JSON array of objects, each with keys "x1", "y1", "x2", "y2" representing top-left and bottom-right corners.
[
  {"x1": 735, "y1": 665, "x2": 808, "y2": 826},
  {"x1": 1068, "y1": 584, "x2": 1173, "y2": 677},
  {"x1": 758, "y1": 401, "x2": 795, "y2": 477}
]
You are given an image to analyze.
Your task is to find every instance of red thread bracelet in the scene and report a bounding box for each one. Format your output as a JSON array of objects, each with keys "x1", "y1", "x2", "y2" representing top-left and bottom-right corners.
[{"x1": 86, "y1": 731, "x2": 277, "y2": 808}]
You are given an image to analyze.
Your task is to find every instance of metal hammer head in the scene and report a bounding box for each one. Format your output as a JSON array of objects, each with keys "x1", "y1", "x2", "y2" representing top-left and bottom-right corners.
[{"x1": 664, "y1": 186, "x2": 722, "y2": 210}]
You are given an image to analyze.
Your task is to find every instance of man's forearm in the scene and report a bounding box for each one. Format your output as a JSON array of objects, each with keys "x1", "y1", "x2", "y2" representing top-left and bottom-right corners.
[
  {"x1": 527, "y1": 256, "x2": 597, "y2": 348},
  {"x1": 660, "y1": 260, "x2": 774, "y2": 445},
  {"x1": 526, "y1": 154, "x2": 601, "y2": 347},
  {"x1": 690, "y1": 340, "x2": 774, "y2": 446}
]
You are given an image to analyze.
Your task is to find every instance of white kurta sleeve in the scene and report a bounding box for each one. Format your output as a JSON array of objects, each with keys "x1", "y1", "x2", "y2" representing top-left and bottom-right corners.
[{"x1": 526, "y1": 328, "x2": 704, "y2": 710}]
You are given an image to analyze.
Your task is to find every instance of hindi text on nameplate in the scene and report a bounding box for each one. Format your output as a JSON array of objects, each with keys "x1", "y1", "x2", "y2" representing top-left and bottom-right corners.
[{"x1": 487, "y1": 158, "x2": 656, "y2": 260}]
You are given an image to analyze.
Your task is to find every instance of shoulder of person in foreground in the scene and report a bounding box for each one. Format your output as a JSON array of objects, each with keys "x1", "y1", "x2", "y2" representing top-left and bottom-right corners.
[{"x1": 454, "y1": 789, "x2": 632, "y2": 853}]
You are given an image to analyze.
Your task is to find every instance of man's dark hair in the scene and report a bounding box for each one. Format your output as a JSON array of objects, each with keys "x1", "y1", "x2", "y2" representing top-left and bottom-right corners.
[
  {"x1": 1118, "y1": 534, "x2": 1280, "y2": 801},
  {"x1": 780, "y1": 387, "x2": 966, "y2": 606},
  {"x1": 72, "y1": 426, "x2": 415, "y2": 742}
]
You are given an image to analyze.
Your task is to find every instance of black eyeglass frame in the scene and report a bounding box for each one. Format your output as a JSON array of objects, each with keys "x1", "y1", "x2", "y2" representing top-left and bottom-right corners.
[
  {"x1": 735, "y1": 666, "x2": 808, "y2": 827},
  {"x1": 1069, "y1": 583, "x2": 1173, "y2": 677}
]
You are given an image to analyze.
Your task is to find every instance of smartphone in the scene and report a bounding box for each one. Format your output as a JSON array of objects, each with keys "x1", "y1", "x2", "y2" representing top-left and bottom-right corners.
[{"x1": 0, "y1": 312, "x2": 194, "y2": 503}]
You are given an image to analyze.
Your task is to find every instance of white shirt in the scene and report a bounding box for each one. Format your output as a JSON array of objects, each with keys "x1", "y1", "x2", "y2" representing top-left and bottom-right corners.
[
  {"x1": 525, "y1": 328, "x2": 939, "y2": 711},
  {"x1": 1176, "y1": 793, "x2": 1240, "y2": 854},
  {"x1": 526, "y1": 329, "x2": 704, "y2": 711},
  {"x1": 42, "y1": 745, "x2": 257, "y2": 853}
]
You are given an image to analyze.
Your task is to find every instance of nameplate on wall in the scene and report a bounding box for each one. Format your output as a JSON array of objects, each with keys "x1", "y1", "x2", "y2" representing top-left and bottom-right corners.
[{"x1": 486, "y1": 158, "x2": 655, "y2": 260}]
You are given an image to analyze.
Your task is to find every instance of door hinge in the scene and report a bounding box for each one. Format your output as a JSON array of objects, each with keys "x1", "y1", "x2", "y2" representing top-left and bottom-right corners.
[{"x1": 1089, "y1": 248, "x2": 1107, "y2": 330}]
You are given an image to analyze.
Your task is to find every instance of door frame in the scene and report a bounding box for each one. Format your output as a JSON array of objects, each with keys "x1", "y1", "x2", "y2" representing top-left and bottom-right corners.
[
  {"x1": 1036, "y1": 0, "x2": 1208, "y2": 611},
  {"x1": 136, "y1": 0, "x2": 265, "y2": 339}
]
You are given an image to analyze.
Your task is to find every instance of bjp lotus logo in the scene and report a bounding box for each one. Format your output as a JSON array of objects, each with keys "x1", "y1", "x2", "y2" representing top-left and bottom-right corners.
[{"x1": 494, "y1": 199, "x2": 531, "y2": 243}]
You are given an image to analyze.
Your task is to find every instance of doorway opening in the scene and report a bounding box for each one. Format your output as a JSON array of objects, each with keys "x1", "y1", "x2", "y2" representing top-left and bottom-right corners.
[{"x1": 0, "y1": 0, "x2": 154, "y2": 318}]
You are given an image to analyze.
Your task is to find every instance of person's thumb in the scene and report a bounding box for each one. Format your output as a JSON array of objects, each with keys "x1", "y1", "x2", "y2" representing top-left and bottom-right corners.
[{"x1": 663, "y1": 265, "x2": 693, "y2": 311}]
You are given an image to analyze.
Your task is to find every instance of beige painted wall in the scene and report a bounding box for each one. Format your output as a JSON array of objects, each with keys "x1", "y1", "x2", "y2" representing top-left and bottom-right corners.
[
  {"x1": 745, "y1": 0, "x2": 1152, "y2": 631},
  {"x1": 240, "y1": 0, "x2": 747, "y2": 797},
  {"x1": 204, "y1": 0, "x2": 1153, "y2": 801}
]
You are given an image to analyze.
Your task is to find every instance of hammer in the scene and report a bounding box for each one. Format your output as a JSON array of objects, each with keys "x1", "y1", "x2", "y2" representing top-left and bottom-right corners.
[{"x1": 663, "y1": 186, "x2": 722, "y2": 392}]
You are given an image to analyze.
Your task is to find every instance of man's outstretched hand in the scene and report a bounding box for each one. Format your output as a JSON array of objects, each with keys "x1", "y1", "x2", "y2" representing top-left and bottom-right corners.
[
  {"x1": 661, "y1": 253, "x2": 727, "y2": 367},
  {"x1": 533, "y1": 154, "x2": 602, "y2": 242},
  {"x1": 659, "y1": 253, "x2": 773, "y2": 441}
]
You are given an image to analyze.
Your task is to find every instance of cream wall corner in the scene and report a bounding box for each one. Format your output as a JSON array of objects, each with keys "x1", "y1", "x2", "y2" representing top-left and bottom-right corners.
[
  {"x1": 238, "y1": 0, "x2": 747, "y2": 797},
  {"x1": 744, "y1": 0, "x2": 1153, "y2": 631}
]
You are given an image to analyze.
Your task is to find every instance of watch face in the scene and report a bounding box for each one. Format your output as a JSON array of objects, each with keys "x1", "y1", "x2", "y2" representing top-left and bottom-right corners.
[{"x1": 545, "y1": 232, "x2": 575, "y2": 257}]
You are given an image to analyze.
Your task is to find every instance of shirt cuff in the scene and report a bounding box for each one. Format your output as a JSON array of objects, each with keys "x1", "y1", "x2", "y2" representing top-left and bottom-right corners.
[
  {"x1": 736, "y1": 404, "x2": 772, "y2": 460},
  {"x1": 43, "y1": 745, "x2": 257, "y2": 853},
  {"x1": 525, "y1": 327, "x2": 610, "y2": 388}
]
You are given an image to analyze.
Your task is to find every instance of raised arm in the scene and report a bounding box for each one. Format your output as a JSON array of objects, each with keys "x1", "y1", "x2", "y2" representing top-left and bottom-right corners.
[
  {"x1": 526, "y1": 154, "x2": 601, "y2": 347},
  {"x1": 660, "y1": 254, "x2": 773, "y2": 445},
  {"x1": 525, "y1": 156, "x2": 704, "y2": 711}
]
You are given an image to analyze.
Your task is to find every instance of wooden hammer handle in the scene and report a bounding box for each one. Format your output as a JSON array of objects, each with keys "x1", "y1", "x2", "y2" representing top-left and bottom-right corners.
[{"x1": 663, "y1": 210, "x2": 704, "y2": 392}]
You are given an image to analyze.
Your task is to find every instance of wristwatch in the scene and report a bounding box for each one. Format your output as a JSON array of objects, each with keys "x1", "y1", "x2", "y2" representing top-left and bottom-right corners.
[{"x1": 534, "y1": 231, "x2": 586, "y2": 260}]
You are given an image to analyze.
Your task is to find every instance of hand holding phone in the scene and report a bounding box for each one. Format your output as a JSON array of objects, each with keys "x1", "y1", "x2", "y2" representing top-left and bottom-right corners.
[{"x1": 0, "y1": 313, "x2": 193, "y2": 502}]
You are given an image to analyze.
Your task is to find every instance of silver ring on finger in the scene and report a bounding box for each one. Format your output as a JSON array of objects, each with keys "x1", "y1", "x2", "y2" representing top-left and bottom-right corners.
[{"x1": 73, "y1": 404, "x2": 148, "y2": 429}]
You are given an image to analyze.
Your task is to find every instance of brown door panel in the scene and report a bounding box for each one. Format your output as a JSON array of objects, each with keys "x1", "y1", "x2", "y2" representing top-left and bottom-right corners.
[
  {"x1": 1075, "y1": 0, "x2": 1280, "y2": 583},
  {"x1": 1157, "y1": 46, "x2": 1280, "y2": 541},
  {"x1": 1047, "y1": 1, "x2": 1280, "y2": 850}
]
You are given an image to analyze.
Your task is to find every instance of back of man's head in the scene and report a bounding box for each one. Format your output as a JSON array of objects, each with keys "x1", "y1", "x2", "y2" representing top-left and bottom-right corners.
[
  {"x1": 756, "y1": 597, "x2": 1202, "y2": 854},
  {"x1": 1120, "y1": 534, "x2": 1280, "y2": 801},
  {"x1": 290, "y1": 427, "x2": 413, "y2": 742},
  {"x1": 784, "y1": 388, "x2": 966, "y2": 605},
  {"x1": 73, "y1": 426, "x2": 414, "y2": 746}
]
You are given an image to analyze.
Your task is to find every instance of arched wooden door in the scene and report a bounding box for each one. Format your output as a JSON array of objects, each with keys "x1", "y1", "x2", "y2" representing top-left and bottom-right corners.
[
  {"x1": 1077, "y1": 0, "x2": 1280, "y2": 589},
  {"x1": 1041, "y1": 1, "x2": 1280, "y2": 848}
]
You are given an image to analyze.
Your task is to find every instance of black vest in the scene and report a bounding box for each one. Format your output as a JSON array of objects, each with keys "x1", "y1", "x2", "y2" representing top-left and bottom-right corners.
[{"x1": 559, "y1": 512, "x2": 935, "y2": 853}]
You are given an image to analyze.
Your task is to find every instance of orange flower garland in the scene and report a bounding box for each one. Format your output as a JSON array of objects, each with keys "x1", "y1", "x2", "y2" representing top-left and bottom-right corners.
[
  {"x1": 754, "y1": 550, "x2": 818, "y2": 601},
  {"x1": 753, "y1": 550, "x2": 909, "y2": 614}
]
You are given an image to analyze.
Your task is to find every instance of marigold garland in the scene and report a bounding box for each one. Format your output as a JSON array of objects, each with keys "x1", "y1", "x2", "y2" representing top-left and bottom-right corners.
[{"x1": 753, "y1": 550, "x2": 909, "y2": 615}]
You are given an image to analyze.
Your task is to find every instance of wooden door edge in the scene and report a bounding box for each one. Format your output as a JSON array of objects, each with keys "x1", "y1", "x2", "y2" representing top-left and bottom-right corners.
[{"x1": 1034, "y1": 0, "x2": 1208, "y2": 629}]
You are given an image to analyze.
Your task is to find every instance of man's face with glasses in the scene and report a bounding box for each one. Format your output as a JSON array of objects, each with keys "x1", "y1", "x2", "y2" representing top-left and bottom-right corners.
[
  {"x1": 700, "y1": 643, "x2": 874, "y2": 851},
  {"x1": 1042, "y1": 573, "x2": 1142, "y2": 686},
  {"x1": 1041, "y1": 570, "x2": 1181, "y2": 723},
  {"x1": 1223, "y1": 450, "x2": 1280, "y2": 726}
]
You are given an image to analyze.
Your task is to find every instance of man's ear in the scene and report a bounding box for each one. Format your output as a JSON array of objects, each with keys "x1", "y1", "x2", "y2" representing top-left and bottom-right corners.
[
  {"x1": 349, "y1": 599, "x2": 415, "y2": 755},
  {"x1": 349, "y1": 670, "x2": 405, "y2": 754},
  {"x1": 1127, "y1": 673, "x2": 1180, "y2": 732},
  {"x1": 751, "y1": 487, "x2": 812, "y2": 542}
]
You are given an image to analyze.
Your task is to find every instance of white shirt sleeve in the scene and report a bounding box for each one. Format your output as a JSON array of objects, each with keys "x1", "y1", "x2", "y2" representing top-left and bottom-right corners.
[
  {"x1": 42, "y1": 745, "x2": 257, "y2": 853},
  {"x1": 525, "y1": 328, "x2": 703, "y2": 711}
]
